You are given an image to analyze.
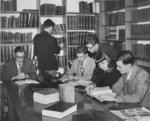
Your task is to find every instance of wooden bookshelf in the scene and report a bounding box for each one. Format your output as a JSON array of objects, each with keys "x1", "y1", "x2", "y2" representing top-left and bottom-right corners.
[
  {"x1": 0, "y1": 0, "x2": 100, "y2": 71},
  {"x1": 126, "y1": 0, "x2": 150, "y2": 67},
  {"x1": 0, "y1": 0, "x2": 39, "y2": 66},
  {"x1": 99, "y1": 0, "x2": 125, "y2": 52},
  {"x1": 99, "y1": 0, "x2": 150, "y2": 67},
  {"x1": 66, "y1": 0, "x2": 100, "y2": 61}
]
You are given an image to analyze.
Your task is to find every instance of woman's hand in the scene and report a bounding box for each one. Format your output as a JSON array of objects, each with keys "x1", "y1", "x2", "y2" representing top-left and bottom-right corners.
[{"x1": 86, "y1": 83, "x2": 96, "y2": 96}]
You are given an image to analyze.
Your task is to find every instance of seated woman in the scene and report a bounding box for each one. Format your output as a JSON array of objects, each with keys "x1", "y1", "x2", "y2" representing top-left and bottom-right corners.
[{"x1": 86, "y1": 49, "x2": 121, "y2": 92}]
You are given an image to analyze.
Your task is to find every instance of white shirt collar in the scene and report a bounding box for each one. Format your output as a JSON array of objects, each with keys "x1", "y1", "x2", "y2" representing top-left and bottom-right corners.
[{"x1": 126, "y1": 68, "x2": 132, "y2": 80}]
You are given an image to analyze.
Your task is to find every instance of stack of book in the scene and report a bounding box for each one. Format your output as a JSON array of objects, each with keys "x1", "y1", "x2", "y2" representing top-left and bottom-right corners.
[
  {"x1": 42, "y1": 101, "x2": 77, "y2": 119},
  {"x1": 33, "y1": 88, "x2": 59, "y2": 104}
]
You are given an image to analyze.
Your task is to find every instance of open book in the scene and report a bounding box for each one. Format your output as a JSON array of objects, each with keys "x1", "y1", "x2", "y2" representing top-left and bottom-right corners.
[
  {"x1": 87, "y1": 86, "x2": 117, "y2": 102},
  {"x1": 111, "y1": 107, "x2": 150, "y2": 121},
  {"x1": 15, "y1": 79, "x2": 39, "y2": 85}
]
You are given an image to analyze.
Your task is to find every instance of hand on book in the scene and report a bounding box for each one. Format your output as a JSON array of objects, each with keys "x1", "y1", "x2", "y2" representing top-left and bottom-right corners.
[
  {"x1": 96, "y1": 93, "x2": 117, "y2": 102},
  {"x1": 11, "y1": 73, "x2": 26, "y2": 81},
  {"x1": 86, "y1": 83, "x2": 96, "y2": 91}
]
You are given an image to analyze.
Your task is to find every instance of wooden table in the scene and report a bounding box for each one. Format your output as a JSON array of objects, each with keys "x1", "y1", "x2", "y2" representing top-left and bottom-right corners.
[{"x1": 2, "y1": 81, "x2": 141, "y2": 121}]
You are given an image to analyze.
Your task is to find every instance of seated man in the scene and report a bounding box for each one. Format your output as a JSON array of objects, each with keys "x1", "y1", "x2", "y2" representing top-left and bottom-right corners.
[
  {"x1": 2, "y1": 46, "x2": 38, "y2": 81},
  {"x1": 100, "y1": 50, "x2": 150, "y2": 105},
  {"x1": 64, "y1": 45, "x2": 96, "y2": 81}
]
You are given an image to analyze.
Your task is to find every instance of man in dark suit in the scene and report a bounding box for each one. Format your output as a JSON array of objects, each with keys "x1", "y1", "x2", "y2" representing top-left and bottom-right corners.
[
  {"x1": 1, "y1": 46, "x2": 37, "y2": 81},
  {"x1": 33, "y1": 19, "x2": 63, "y2": 79}
]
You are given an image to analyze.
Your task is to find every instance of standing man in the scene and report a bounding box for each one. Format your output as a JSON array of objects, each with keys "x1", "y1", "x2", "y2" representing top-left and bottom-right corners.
[
  {"x1": 33, "y1": 19, "x2": 62, "y2": 79},
  {"x1": 85, "y1": 34, "x2": 119, "y2": 60},
  {"x1": 2, "y1": 46, "x2": 37, "y2": 81}
]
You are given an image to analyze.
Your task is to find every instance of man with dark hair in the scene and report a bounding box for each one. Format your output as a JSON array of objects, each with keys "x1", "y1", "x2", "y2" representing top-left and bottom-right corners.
[
  {"x1": 85, "y1": 34, "x2": 119, "y2": 61},
  {"x1": 99, "y1": 50, "x2": 150, "y2": 106},
  {"x1": 33, "y1": 19, "x2": 63, "y2": 79},
  {"x1": 2, "y1": 46, "x2": 37, "y2": 81},
  {"x1": 65, "y1": 45, "x2": 96, "y2": 81}
]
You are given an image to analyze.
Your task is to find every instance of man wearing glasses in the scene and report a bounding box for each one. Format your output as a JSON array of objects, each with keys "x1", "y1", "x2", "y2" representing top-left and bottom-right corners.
[
  {"x1": 1, "y1": 46, "x2": 37, "y2": 81},
  {"x1": 85, "y1": 34, "x2": 119, "y2": 60}
]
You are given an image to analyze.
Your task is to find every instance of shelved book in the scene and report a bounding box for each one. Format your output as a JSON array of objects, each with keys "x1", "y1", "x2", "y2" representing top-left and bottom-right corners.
[
  {"x1": 33, "y1": 88, "x2": 59, "y2": 104},
  {"x1": 0, "y1": 0, "x2": 17, "y2": 11},
  {"x1": 42, "y1": 101, "x2": 77, "y2": 119},
  {"x1": 1, "y1": 44, "x2": 33, "y2": 63},
  {"x1": 111, "y1": 107, "x2": 150, "y2": 121},
  {"x1": 0, "y1": 11, "x2": 39, "y2": 28}
]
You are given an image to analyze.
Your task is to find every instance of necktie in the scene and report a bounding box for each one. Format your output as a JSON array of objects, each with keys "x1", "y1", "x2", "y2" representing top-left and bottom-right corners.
[
  {"x1": 80, "y1": 62, "x2": 84, "y2": 76},
  {"x1": 18, "y1": 63, "x2": 22, "y2": 74}
]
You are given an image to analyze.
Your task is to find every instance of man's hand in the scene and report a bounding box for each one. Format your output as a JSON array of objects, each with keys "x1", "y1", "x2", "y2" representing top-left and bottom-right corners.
[
  {"x1": 16, "y1": 73, "x2": 26, "y2": 80},
  {"x1": 86, "y1": 83, "x2": 96, "y2": 96},
  {"x1": 97, "y1": 93, "x2": 117, "y2": 102}
]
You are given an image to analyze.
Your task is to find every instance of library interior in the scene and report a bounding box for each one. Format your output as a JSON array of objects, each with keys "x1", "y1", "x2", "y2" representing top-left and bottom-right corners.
[{"x1": 1, "y1": 0, "x2": 150, "y2": 121}]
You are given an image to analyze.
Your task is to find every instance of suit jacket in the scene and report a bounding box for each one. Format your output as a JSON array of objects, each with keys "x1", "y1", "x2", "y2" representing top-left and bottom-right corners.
[
  {"x1": 33, "y1": 31, "x2": 60, "y2": 71},
  {"x1": 112, "y1": 64, "x2": 150, "y2": 106},
  {"x1": 66, "y1": 56, "x2": 96, "y2": 80},
  {"x1": 2, "y1": 58, "x2": 37, "y2": 81}
]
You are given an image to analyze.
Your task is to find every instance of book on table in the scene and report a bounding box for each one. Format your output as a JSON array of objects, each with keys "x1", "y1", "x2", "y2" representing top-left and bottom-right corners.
[
  {"x1": 42, "y1": 101, "x2": 77, "y2": 119},
  {"x1": 33, "y1": 88, "x2": 59, "y2": 104},
  {"x1": 88, "y1": 86, "x2": 117, "y2": 102},
  {"x1": 111, "y1": 107, "x2": 150, "y2": 121}
]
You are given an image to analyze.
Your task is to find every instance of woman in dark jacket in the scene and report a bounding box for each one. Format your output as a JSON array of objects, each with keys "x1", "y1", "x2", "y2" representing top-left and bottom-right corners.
[{"x1": 86, "y1": 50, "x2": 121, "y2": 91}]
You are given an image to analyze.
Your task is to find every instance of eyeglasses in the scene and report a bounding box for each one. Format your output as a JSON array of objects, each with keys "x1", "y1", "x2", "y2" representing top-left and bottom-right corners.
[
  {"x1": 16, "y1": 56, "x2": 24, "y2": 59},
  {"x1": 87, "y1": 45, "x2": 94, "y2": 50}
]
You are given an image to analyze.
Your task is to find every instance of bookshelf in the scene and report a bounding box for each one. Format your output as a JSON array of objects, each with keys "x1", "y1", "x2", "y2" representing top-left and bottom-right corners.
[
  {"x1": 0, "y1": 0, "x2": 39, "y2": 65},
  {"x1": 99, "y1": 0, "x2": 126, "y2": 52},
  {"x1": 66, "y1": 0, "x2": 100, "y2": 62},
  {"x1": 99, "y1": 0, "x2": 150, "y2": 68},
  {"x1": 125, "y1": 0, "x2": 150, "y2": 67}
]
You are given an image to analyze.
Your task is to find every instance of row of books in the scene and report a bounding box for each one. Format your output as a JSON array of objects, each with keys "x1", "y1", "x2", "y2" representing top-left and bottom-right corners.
[
  {"x1": 108, "y1": 12, "x2": 125, "y2": 26},
  {"x1": 40, "y1": 4, "x2": 65, "y2": 15},
  {"x1": 1, "y1": 44, "x2": 33, "y2": 63},
  {"x1": 131, "y1": 24, "x2": 150, "y2": 40},
  {"x1": 68, "y1": 47, "x2": 78, "y2": 60},
  {"x1": 104, "y1": 0, "x2": 125, "y2": 11},
  {"x1": 67, "y1": 15, "x2": 96, "y2": 29},
  {"x1": 0, "y1": 0, "x2": 17, "y2": 11},
  {"x1": 56, "y1": 55, "x2": 67, "y2": 67},
  {"x1": 132, "y1": 44, "x2": 150, "y2": 60},
  {"x1": 132, "y1": 8, "x2": 150, "y2": 22},
  {"x1": 102, "y1": 41, "x2": 125, "y2": 52},
  {"x1": 0, "y1": 31, "x2": 33, "y2": 44},
  {"x1": 105, "y1": 26, "x2": 116, "y2": 40},
  {"x1": 79, "y1": 1, "x2": 95, "y2": 13},
  {"x1": 67, "y1": 32, "x2": 91, "y2": 45},
  {"x1": 133, "y1": 0, "x2": 150, "y2": 5},
  {"x1": 1, "y1": 12, "x2": 39, "y2": 28}
]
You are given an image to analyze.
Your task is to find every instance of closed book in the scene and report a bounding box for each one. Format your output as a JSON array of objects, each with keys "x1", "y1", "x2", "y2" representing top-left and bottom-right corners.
[
  {"x1": 42, "y1": 101, "x2": 77, "y2": 119},
  {"x1": 33, "y1": 88, "x2": 59, "y2": 104}
]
